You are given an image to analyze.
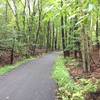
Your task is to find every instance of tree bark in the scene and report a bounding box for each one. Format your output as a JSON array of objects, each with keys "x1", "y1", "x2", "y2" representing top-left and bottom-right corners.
[
  {"x1": 96, "y1": 15, "x2": 99, "y2": 48},
  {"x1": 61, "y1": 0, "x2": 66, "y2": 57},
  {"x1": 33, "y1": 0, "x2": 42, "y2": 55},
  {"x1": 52, "y1": 22, "x2": 55, "y2": 51}
]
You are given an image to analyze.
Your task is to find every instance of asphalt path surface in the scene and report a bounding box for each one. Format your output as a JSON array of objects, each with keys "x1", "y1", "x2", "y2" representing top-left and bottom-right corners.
[{"x1": 0, "y1": 52, "x2": 59, "y2": 100}]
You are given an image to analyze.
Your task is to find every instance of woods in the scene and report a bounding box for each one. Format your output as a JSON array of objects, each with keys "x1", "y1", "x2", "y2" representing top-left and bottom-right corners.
[
  {"x1": 59, "y1": 0, "x2": 100, "y2": 73},
  {"x1": 0, "y1": 0, "x2": 99, "y2": 72},
  {"x1": 0, "y1": 0, "x2": 100, "y2": 72},
  {"x1": 0, "y1": 0, "x2": 100, "y2": 100},
  {"x1": 0, "y1": 0, "x2": 61, "y2": 65}
]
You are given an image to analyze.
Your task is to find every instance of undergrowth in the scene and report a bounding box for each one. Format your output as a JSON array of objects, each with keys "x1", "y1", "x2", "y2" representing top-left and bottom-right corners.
[
  {"x1": 53, "y1": 57, "x2": 97, "y2": 100},
  {"x1": 0, "y1": 57, "x2": 35, "y2": 75}
]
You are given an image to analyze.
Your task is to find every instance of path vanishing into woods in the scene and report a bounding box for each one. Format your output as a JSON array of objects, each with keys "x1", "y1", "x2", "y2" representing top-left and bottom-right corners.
[{"x1": 0, "y1": 52, "x2": 60, "y2": 100}]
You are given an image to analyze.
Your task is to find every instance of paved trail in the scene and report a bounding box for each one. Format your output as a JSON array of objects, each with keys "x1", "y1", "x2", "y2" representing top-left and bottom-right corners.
[{"x1": 0, "y1": 52, "x2": 59, "y2": 100}]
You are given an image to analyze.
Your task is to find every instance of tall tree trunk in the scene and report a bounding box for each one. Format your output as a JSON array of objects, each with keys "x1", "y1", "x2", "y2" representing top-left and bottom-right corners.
[
  {"x1": 52, "y1": 22, "x2": 55, "y2": 51},
  {"x1": 46, "y1": 20, "x2": 51, "y2": 52},
  {"x1": 33, "y1": 0, "x2": 42, "y2": 55},
  {"x1": 61, "y1": 0, "x2": 66, "y2": 57},
  {"x1": 55, "y1": 28, "x2": 57, "y2": 50},
  {"x1": 5, "y1": 0, "x2": 8, "y2": 31},
  {"x1": 81, "y1": 25, "x2": 91, "y2": 72},
  {"x1": 96, "y1": 15, "x2": 99, "y2": 48},
  {"x1": 65, "y1": 15, "x2": 70, "y2": 56},
  {"x1": 81, "y1": 26, "x2": 87, "y2": 72},
  {"x1": 10, "y1": 38, "x2": 15, "y2": 64}
]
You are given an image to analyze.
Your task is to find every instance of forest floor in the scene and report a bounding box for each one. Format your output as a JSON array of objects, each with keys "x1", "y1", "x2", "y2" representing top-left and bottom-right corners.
[
  {"x1": 0, "y1": 48, "x2": 46, "y2": 67},
  {"x1": 69, "y1": 48, "x2": 100, "y2": 79},
  {"x1": 0, "y1": 52, "x2": 59, "y2": 100},
  {"x1": 0, "y1": 51, "x2": 22, "y2": 67},
  {"x1": 67, "y1": 48, "x2": 100, "y2": 100}
]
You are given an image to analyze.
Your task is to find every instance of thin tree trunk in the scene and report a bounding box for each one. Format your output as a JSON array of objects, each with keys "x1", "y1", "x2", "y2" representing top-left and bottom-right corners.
[
  {"x1": 46, "y1": 20, "x2": 50, "y2": 52},
  {"x1": 55, "y1": 28, "x2": 57, "y2": 50},
  {"x1": 33, "y1": 0, "x2": 42, "y2": 55},
  {"x1": 61, "y1": 15, "x2": 66, "y2": 57},
  {"x1": 81, "y1": 26, "x2": 87, "y2": 72},
  {"x1": 10, "y1": 38, "x2": 15, "y2": 64},
  {"x1": 96, "y1": 15, "x2": 99, "y2": 48},
  {"x1": 52, "y1": 22, "x2": 55, "y2": 51},
  {"x1": 61, "y1": 0, "x2": 66, "y2": 57}
]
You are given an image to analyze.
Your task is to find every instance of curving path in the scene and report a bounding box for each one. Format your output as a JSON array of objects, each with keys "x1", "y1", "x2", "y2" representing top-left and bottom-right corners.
[{"x1": 0, "y1": 52, "x2": 59, "y2": 100}]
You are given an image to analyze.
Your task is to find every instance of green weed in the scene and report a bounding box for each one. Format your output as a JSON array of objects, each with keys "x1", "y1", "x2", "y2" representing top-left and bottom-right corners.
[{"x1": 53, "y1": 57, "x2": 97, "y2": 100}]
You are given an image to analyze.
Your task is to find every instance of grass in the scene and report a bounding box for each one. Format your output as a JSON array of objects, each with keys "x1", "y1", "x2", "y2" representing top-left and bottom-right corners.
[
  {"x1": 53, "y1": 57, "x2": 97, "y2": 100},
  {"x1": 0, "y1": 57, "x2": 36, "y2": 75}
]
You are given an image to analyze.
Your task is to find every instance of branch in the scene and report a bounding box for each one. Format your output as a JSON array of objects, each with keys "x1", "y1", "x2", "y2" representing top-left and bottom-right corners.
[{"x1": 6, "y1": 0, "x2": 15, "y2": 16}]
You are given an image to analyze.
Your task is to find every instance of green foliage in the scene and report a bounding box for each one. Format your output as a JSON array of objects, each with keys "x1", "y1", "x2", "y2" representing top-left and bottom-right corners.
[
  {"x1": 53, "y1": 57, "x2": 97, "y2": 100},
  {"x1": 0, "y1": 0, "x2": 99, "y2": 56}
]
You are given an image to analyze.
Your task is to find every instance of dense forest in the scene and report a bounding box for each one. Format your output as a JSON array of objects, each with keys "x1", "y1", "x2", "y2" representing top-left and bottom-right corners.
[
  {"x1": 0, "y1": 0, "x2": 62, "y2": 65},
  {"x1": 0, "y1": 0, "x2": 100, "y2": 71},
  {"x1": 0, "y1": 0, "x2": 100, "y2": 100}
]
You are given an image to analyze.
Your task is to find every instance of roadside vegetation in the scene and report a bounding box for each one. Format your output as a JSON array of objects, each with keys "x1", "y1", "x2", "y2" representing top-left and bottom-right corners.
[
  {"x1": 53, "y1": 57, "x2": 98, "y2": 100},
  {"x1": 52, "y1": 0, "x2": 100, "y2": 99},
  {"x1": 0, "y1": 57, "x2": 35, "y2": 75}
]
